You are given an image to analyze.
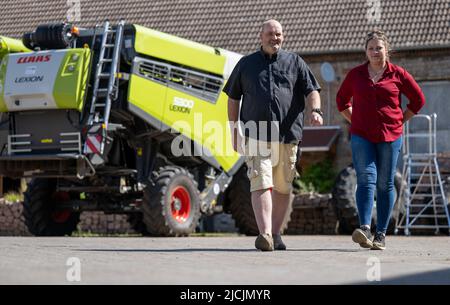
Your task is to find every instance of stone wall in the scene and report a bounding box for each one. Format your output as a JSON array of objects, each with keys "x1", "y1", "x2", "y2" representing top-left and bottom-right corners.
[
  {"x1": 0, "y1": 199, "x2": 31, "y2": 236},
  {"x1": 78, "y1": 212, "x2": 135, "y2": 235},
  {"x1": 286, "y1": 193, "x2": 338, "y2": 235},
  {"x1": 0, "y1": 199, "x2": 136, "y2": 236},
  {"x1": 0, "y1": 193, "x2": 338, "y2": 236}
]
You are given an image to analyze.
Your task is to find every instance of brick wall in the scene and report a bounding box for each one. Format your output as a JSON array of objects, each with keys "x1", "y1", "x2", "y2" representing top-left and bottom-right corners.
[
  {"x1": 0, "y1": 199, "x2": 136, "y2": 236},
  {"x1": 286, "y1": 193, "x2": 337, "y2": 235},
  {"x1": 0, "y1": 194, "x2": 339, "y2": 236}
]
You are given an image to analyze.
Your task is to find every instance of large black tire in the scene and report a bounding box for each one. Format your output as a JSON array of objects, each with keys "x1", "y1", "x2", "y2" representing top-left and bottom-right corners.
[
  {"x1": 332, "y1": 164, "x2": 404, "y2": 234},
  {"x1": 225, "y1": 166, "x2": 258, "y2": 235},
  {"x1": 141, "y1": 166, "x2": 201, "y2": 236},
  {"x1": 225, "y1": 165, "x2": 292, "y2": 236},
  {"x1": 127, "y1": 213, "x2": 150, "y2": 236},
  {"x1": 23, "y1": 178, "x2": 80, "y2": 236}
]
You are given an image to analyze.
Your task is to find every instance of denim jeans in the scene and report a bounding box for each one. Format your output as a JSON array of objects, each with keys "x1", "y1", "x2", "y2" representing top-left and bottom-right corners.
[{"x1": 351, "y1": 134, "x2": 402, "y2": 233}]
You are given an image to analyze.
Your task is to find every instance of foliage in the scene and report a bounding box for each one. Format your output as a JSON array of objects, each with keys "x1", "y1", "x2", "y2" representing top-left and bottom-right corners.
[
  {"x1": 293, "y1": 159, "x2": 336, "y2": 194},
  {"x1": 71, "y1": 230, "x2": 142, "y2": 237},
  {"x1": 3, "y1": 192, "x2": 24, "y2": 203}
]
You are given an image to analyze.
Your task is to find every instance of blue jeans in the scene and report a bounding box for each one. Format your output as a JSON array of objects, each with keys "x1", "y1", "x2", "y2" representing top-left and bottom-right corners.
[{"x1": 351, "y1": 134, "x2": 402, "y2": 233}]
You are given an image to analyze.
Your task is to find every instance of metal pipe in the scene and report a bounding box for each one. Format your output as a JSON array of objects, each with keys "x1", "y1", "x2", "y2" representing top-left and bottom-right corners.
[{"x1": 0, "y1": 36, "x2": 31, "y2": 59}]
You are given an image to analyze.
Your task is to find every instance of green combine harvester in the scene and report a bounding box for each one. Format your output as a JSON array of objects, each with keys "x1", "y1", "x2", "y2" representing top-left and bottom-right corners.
[{"x1": 0, "y1": 21, "x2": 287, "y2": 236}]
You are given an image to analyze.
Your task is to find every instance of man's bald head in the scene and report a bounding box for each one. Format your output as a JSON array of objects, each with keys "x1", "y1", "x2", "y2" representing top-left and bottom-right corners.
[
  {"x1": 260, "y1": 19, "x2": 284, "y2": 56},
  {"x1": 261, "y1": 19, "x2": 283, "y2": 33}
]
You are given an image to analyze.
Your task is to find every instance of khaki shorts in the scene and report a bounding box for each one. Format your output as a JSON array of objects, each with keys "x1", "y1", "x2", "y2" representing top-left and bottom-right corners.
[{"x1": 244, "y1": 138, "x2": 298, "y2": 194}]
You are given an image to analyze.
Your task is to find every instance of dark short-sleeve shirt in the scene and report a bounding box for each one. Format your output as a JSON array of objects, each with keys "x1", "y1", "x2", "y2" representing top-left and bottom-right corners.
[{"x1": 223, "y1": 48, "x2": 321, "y2": 143}]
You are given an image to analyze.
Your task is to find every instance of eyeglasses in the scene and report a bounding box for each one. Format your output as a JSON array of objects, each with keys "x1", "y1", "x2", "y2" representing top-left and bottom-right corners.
[{"x1": 367, "y1": 31, "x2": 385, "y2": 38}]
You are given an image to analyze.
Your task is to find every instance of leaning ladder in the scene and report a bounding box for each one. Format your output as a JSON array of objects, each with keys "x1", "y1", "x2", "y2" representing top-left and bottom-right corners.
[
  {"x1": 84, "y1": 20, "x2": 125, "y2": 164},
  {"x1": 395, "y1": 113, "x2": 450, "y2": 235}
]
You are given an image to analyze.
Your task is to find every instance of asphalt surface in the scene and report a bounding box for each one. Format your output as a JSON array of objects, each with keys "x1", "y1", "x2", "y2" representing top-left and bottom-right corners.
[{"x1": 0, "y1": 235, "x2": 449, "y2": 285}]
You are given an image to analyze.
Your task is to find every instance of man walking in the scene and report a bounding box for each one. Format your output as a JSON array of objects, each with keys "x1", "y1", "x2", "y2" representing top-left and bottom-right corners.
[{"x1": 224, "y1": 20, "x2": 323, "y2": 251}]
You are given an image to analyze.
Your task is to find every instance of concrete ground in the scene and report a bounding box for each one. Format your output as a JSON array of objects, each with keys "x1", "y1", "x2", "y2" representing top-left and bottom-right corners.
[{"x1": 0, "y1": 235, "x2": 449, "y2": 285}]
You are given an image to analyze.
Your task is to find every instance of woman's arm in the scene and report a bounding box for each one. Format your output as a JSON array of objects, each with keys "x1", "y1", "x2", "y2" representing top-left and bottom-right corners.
[
  {"x1": 340, "y1": 107, "x2": 352, "y2": 124},
  {"x1": 402, "y1": 108, "x2": 415, "y2": 124},
  {"x1": 336, "y1": 70, "x2": 354, "y2": 124},
  {"x1": 400, "y1": 68, "x2": 426, "y2": 115}
]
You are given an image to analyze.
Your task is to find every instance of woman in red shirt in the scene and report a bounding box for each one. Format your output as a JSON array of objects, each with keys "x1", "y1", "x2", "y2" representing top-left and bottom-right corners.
[{"x1": 336, "y1": 30, "x2": 425, "y2": 250}]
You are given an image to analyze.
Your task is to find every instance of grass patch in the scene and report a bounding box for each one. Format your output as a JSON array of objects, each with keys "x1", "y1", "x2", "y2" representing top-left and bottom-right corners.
[
  {"x1": 71, "y1": 230, "x2": 142, "y2": 237},
  {"x1": 70, "y1": 231, "x2": 240, "y2": 237},
  {"x1": 190, "y1": 232, "x2": 240, "y2": 237},
  {"x1": 3, "y1": 192, "x2": 24, "y2": 203}
]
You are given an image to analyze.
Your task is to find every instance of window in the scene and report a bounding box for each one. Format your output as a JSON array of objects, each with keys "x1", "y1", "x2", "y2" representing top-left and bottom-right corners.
[
  {"x1": 134, "y1": 56, "x2": 223, "y2": 104},
  {"x1": 169, "y1": 67, "x2": 223, "y2": 103},
  {"x1": 137, "y1": 59, "x2": 169, "y2": 85}
]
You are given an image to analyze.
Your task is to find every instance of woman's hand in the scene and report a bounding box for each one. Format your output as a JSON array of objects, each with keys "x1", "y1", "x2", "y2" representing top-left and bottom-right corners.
[
  {"x1": 340, "y1": 107, "x2": 352, "y2": 124},
  {"x1": 402, "y1": 108, "x2": 415, "y2": 124}
]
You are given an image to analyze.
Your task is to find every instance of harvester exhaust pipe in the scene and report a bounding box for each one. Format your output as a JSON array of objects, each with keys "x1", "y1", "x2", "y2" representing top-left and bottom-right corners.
[{"x1": 22, "y1": 23, "x2": 79, "y2": 50}]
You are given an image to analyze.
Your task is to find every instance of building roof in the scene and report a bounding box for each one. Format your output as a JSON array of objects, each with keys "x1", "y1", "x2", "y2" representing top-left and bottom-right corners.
[
  {"x1": 1, "y1": 0, "x2": 449, "y2": 55},
  {"x1": 301, "y1": 126, "x2": 341, "y2": 152}
]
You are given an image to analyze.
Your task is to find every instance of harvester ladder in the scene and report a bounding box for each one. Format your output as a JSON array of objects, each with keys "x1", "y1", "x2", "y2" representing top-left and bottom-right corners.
[
  {"x1": 87, "y1": 20, "x2": 124, "y2": 128},
  {"x1": 84, "y1": 20, "x2": 124, "y2": 163},
  {"x1": 395, "y1": 114, "x2": 450, "y2": 235}
]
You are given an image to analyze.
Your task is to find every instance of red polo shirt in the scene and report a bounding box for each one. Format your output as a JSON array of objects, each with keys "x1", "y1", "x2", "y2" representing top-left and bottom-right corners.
[{"x1": 336, "y1": 61, "x2": 425, "y2": 143}]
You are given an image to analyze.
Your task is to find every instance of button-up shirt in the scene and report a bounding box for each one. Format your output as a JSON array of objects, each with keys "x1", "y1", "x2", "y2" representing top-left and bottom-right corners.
[
  {"x1": 223, "y1": 48, "x2": 321, "y2": 143},
  {"x1": 336, "y1": 61, "x2": 425, "y2": 143}
]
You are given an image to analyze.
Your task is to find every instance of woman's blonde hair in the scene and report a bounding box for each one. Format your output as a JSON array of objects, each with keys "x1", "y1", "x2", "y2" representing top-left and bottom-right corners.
[{"x1": 365, "y1": 30, "x2": 391, "y2": 57}]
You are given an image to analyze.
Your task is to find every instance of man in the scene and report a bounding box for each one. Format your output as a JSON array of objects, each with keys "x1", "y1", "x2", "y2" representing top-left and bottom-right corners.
[{"x1": 223, "y1": 20, "x2": 323, "y2": 251}]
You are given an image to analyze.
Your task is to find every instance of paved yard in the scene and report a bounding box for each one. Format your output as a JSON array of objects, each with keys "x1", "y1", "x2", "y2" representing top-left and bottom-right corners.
[{"x1": 0, "y1": 235, "x2": 449, "y2": 285}]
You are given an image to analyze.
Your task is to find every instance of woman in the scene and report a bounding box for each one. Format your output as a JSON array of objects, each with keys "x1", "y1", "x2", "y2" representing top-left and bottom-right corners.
[{"x1": 336, "y1": 30, "x2": 425, "y2": 250}]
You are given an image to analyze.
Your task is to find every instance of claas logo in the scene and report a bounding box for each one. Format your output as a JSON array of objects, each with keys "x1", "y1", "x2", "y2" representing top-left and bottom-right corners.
[{"x1": 17, "y1": 55, "x2": 51, "y2": 64}]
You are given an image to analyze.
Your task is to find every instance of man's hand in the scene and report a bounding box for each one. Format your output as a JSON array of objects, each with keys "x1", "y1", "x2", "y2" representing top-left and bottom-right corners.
[
  {"x1": 310, "y1": 112, "x2": 323, "y2": 126},
  {"x1": 231, "y1": 127, "x2": 245, "y2": 154},
  {"x1": 306, "y1": 91, "x2": 323, "y2": 126},
  {"x1": 228, "y1": 97, "x2": 243, "y2": 154}
]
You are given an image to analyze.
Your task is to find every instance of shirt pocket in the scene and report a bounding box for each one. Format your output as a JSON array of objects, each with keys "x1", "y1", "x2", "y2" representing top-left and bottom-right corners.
[
  {"x1": 284, "y1": 144, "x2": 298, "y2": 182},
  {"x1": 242, "y1": 70, "x2": 258, "y2": 94},
  {"x1": 276, "y1": 71, "x2": 296, "y2": 91},
  {"x1": 245, "y1": 156, "x2": 260, "y2": 179}
]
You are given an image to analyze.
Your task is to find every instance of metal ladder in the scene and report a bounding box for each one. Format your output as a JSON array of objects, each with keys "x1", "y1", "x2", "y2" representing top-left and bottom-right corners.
[
  {"x1": 395, "y1": 113, "x2": 450, "y2": 235},
  {"x1": 87, "y1": 20, "x2": 124, "y2": 127},
  {"x1": 84, "y1": 20, "x2": 125, "y2": 163}
]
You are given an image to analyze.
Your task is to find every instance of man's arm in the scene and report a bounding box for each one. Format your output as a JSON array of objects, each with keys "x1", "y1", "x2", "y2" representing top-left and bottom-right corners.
[
  {"x1": 306, "y1": 90, "x2": 323, "y2": 126},
  {"x1": 228, "y1": 98, "x2": 241, "y2": 152}
]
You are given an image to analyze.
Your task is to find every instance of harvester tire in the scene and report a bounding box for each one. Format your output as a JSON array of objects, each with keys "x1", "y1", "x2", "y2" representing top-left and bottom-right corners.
[
  {"x1": 332, "y1": 164, "x2": 404, "y2": 234},
  {"x1": 127, "y1": 213, "x2": 150, "y2": 236},
  {"x1": 225, "y1": 165, "x2": 292, "y2": 236},
  {"x1": 142, "y1": 166, "x2": 201, "y2": 236},
  {"x1": 23, "y1": 178, "x2": 80, "y2": 236}
]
